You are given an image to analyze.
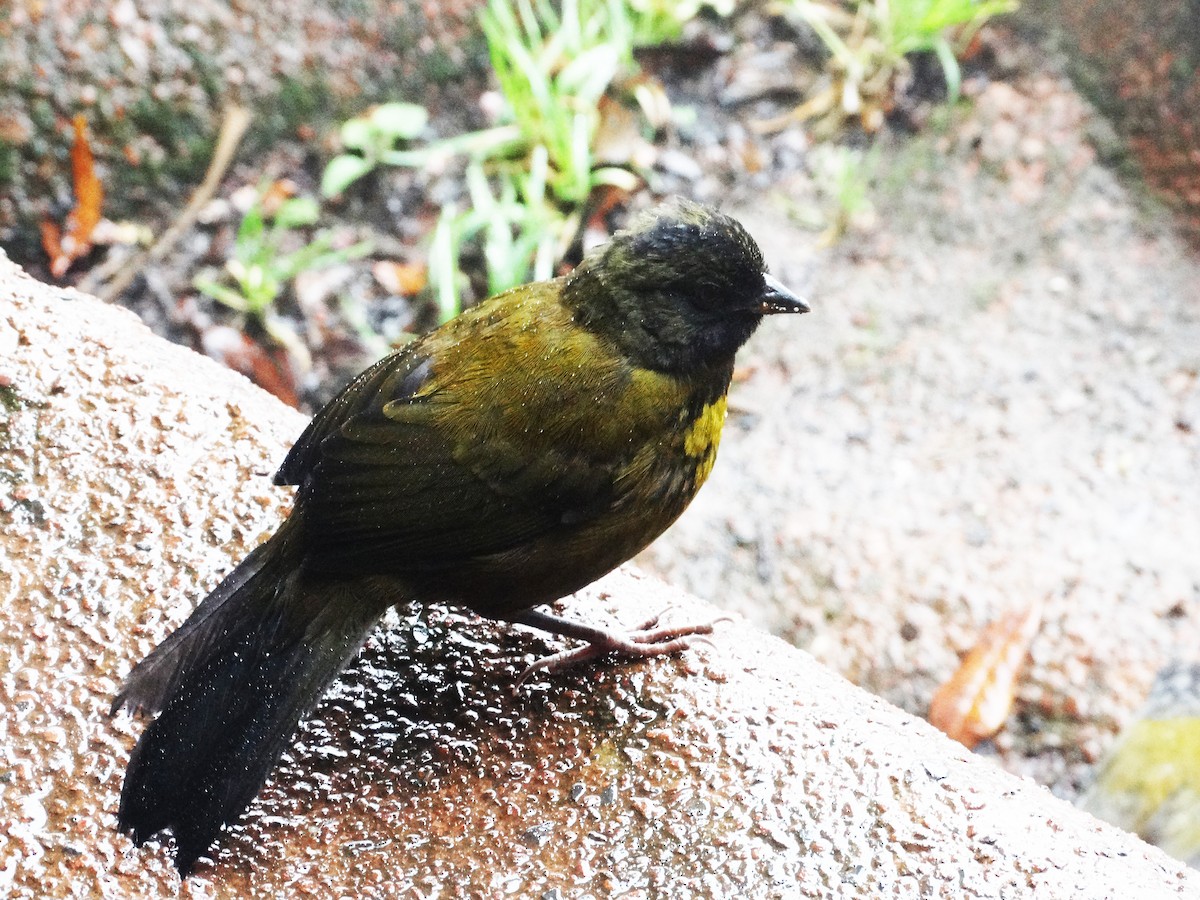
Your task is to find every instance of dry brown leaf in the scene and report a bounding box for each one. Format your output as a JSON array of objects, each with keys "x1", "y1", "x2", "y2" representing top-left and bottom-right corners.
[
  {"x1": 928, "y1": 597, "x2": 1044, "y2": 749},
  {"x1": 200, "y1": 325, "x2": 300, "y2": 409},
  {"x1": 43, "y1": 114, "x2": 105, "y2": 278},
  {"x1": 70, "y1": 115, "x2": 103, "y2": 235},
  {"x1": 39, "y1": 220, "x2": 63, "y2": 271},
  {"x1": 259, "y1": 178, "x2": 299, "y2": 217},
  {"x1": 585, "y1": 183, "x2": 628, "y2": 231},
  {"x1": 594, "y1": 95, "x2": 657, "y2": 170},
  {"x1": 372, "y1": 260, "x2": 427, "y2": 297}
]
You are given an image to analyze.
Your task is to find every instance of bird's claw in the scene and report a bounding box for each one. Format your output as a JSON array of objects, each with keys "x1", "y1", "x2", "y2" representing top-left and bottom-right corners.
[{"x1": 512, "y1": 610, "x2": 727, "y2": 691}]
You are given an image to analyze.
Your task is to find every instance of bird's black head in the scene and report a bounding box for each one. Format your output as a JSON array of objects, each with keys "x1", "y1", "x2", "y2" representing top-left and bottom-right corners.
[{"x1": 564, "y1": 198, "x2": 808, "y2": 374}]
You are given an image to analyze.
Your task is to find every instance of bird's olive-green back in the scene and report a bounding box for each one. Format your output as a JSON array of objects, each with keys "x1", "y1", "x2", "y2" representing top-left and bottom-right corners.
[{"x1": 277, "y1": 280, "x2": 731, "y2": 611}]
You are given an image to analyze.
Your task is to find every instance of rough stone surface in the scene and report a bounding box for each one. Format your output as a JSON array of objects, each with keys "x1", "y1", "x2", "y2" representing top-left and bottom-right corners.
[{"x1": 2, "y1": 260, "x2": 1199, "y2": 897}]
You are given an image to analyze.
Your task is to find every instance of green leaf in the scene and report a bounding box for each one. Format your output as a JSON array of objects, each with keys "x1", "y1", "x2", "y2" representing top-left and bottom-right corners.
[
  {"x1": 558, "y1": 44, "x2": 620, "y2": 105},
  {"x1": 193, "y1": 276, "x2": 249, "y2": 312},
  {"x1": 524, "y1": 143, "x2": 549, "y2": 206},
  {"x1": 933, "y1": 38, "x2": 962, "y2": 101},
  {"x1": 369, "y1": 102, "x2": 429, "y2": 138},
  {"x1": 273, "y1": 196, "x2": 320, "y2": 229},
  {"x1": 236, "y1": 202, "x2": 265, "y2": 246},
  {"x1": 321, "y1": 154, "x2": 374, "y2": 196},
  {"x1": 340, "y1": 117, "x2": 373, "y2": 151},
  {"x1": 428, "y1": 209, "x2": 463, "y2": 323}
]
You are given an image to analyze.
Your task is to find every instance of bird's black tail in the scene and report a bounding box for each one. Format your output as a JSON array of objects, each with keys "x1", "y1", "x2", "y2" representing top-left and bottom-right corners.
[{"x1": 112, "y1": 521, "x2": 384, "y2": 876}]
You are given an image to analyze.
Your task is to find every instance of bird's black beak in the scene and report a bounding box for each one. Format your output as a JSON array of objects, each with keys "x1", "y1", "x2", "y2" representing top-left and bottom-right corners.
[{"x1": 759, "y1": 273, "x2": 810, "y2": 315}]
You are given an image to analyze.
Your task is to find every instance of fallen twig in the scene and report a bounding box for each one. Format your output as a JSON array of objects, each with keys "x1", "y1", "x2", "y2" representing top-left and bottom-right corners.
[{"x1": 87, "y1": 104, "x2": 252, "y2": 303}]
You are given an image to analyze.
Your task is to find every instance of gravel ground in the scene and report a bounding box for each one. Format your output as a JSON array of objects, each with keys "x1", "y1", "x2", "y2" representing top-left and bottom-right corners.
[
  {"x1": 0, "y1": 0, "x2": 487, "y2": 258},
  {"x1": 639, "y1": 49, "x2": 1200, "y2": 798}
]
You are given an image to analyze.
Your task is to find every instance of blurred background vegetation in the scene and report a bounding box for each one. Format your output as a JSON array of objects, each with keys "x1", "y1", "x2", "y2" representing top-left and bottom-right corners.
[
  {"x1": 3, "y1": 0, "x2": 1198, "y2": 411},
  {"x1": 2, "y1": 0, "x2": 1046, "y2": 408}
]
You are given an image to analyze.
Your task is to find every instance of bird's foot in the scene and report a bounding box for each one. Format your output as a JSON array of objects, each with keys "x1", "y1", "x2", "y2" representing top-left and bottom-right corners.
[{"x1": 509, "y1": 607, "x2": 728, "y2": 689}]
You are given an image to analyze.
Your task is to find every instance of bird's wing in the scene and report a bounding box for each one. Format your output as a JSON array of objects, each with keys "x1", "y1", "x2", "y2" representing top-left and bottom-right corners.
[
  {"x1": 280, "y1": 286, "x2": 649, "y2": 576},
  {"x1": 273, "y1": 348, "x2": 419, "y2": 488}
]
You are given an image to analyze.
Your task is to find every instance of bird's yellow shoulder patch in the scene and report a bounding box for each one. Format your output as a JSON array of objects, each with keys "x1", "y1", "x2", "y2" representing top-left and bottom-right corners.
[{"x1": 683, "y1": 396, "x2": 727, "y2": 486}]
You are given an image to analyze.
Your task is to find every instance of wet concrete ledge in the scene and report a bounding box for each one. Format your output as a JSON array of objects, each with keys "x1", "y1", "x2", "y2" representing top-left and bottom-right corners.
[{"x1": 1, "y1": 255, "x2": 1196, "y2": 898}]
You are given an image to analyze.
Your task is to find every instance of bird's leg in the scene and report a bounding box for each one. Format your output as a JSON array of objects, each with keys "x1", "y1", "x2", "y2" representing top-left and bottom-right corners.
[{"x1": 508, "y1": 607, "x2": 724, "y2": 688}]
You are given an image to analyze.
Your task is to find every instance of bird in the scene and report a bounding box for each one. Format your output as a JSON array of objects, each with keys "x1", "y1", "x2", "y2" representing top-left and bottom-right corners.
[{"x1": 111, "y1": 197, "x2": 808, "y2": 875}]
